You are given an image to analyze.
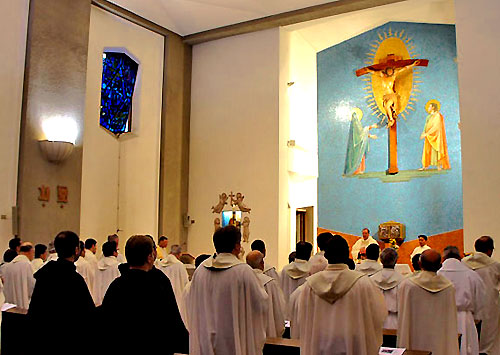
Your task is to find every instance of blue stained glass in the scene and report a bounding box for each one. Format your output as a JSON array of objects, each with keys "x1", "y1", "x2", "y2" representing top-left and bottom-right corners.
[{"x1": 99, "y1": 52, "x2": 138, "y2": 135}]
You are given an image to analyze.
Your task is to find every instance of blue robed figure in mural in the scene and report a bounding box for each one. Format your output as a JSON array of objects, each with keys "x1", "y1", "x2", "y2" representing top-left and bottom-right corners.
[{"x1": 343, "y1": 108, "x2": 378, "y2": 176}]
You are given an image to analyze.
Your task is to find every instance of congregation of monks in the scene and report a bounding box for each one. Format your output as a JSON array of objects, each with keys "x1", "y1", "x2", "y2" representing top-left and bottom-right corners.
[{"x1": 1, "y1": 226, "x2": 499, "y2": 355}]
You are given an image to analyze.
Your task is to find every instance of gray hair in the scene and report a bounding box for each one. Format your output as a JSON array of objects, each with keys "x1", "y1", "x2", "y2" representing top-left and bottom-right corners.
[
  {"x1": 170, "y1": 244, "x2": 182, "y2": 255},
  {"x1": 246, "y1": 250, "x2": 264, "y2": 270},
  {"x1": 380, "y1": 248, "x2": 398, "y2": 268}
]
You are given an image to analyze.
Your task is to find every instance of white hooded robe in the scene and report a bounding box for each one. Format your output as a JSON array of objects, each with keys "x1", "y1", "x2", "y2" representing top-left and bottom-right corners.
[
  {"x1": 3, "y1": 255, "x2": 35, "y2": 309},
  {"x1": 94, "y1": 256, "x2": 120, "y2": 305},
  {"x1": 280, "y1": 259, "x2": 310, "y2": 305},
  {"x1": 253, "y1": 268, "x2": 286, "y2": 337},
  {"x1": 370, "y1": 268, "x2": 404, "y2": 329},
  {"x1": 155, "y1": 254, "x2": 189, "y2": 309}
]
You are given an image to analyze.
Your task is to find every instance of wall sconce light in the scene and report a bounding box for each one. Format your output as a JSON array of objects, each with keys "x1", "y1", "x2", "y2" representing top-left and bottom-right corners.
[{"x1": 38, "y1": 116, "x2": 78, "y2": 164}]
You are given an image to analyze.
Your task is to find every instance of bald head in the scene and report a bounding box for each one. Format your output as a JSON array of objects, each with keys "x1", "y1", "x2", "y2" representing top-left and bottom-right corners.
[
  {"x1": 246, "y1": 250, "x2": 264, "y2": 271},
  {"x1": 475, "y1": 236, "x2": 494, "y2": 257},
  {"x1": 420, "y1": 249, "x2": 441, "y2": 272}
]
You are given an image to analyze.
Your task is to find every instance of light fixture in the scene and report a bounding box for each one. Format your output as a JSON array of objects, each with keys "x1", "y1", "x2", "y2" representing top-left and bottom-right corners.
[{"x1": 38, "y1": 116, "x2": 78, "y2": 164}]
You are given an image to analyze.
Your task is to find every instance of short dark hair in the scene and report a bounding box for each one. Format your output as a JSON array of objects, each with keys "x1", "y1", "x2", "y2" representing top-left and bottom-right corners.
[
  {"x1": 418, "y1": 234, "x2": 428, "y2": 241},
  {"x1": 34, "y1": 244, "x2": 47, "y2": 259},
  {"x1": 475, "y1": 236, "x2": 494, "y2": 253},
  {"x1": 380, "y1": 248, "x2": 398, "y2": 268},
  {"x1": 325, "y1": 235, "x2": 349, "y2": 264},
  {"x1": 159, "y1": 236, "x2": 168, "y2": 242},
  {"x1": 9, "y1": 238, "x2": 21, "y2": 250},
  {"x1": 366, "y1": 244, "x2": 380, "y2": 261},
  {"x1": 79, "y1": 241, "x2": 85, "y2": 253},
  {"x1": 195, "y1": 254, "x2": 211, "y2": 268},
  {"x1": 251, "y1": 240, "x2": 265, "y2": 254},
  {"x1": 213, "y1": 226, "x2": 241, "y2": 253},
  {"x1": 362, "y1": 228, "x2": 370, "y2": 234},
  {"x1": 288, "y1": 251, "x2": 296, "y2": 263},
  {"x1": 20, "y1": 244, "x2": 33, "y2": 253},
  {"x1": 125, "y1": 235, "x2": 154, "y2": 267},
  {"x1": 108, "y1": 234, "x2": 119, "y2": 243},
  {"x1": 3, "y1": 249, "x2": 17, "y2": 262},
  {"x1": 412, "y1": 253, "x2": 421, "y2": 271},
  {"x1": 317, "y1": 232, "x2": 333, "y2": 251},
  {"x1": 102, "y1": 241, "x2": 117, "y2": 257},
  {"x1": 295, "y1": 241, "x2": 313, "y2": 261},
  {"x1": 54, "y1": 231, "x2": 80, "y2": 259},
  {"x1": 85, "y1": 238, "x2": 97, "y2": 250},
  {"x1": 443, "y1": 245, "x2": 461, "y2": 260}
]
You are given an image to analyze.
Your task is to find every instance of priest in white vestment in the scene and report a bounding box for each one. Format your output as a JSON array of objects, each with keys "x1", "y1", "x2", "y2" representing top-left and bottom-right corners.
[
  {"x1": 83, "y1": 238, "x2": 98, "y2": 270},
  {"x1": 31, "y1": 244, "x2": 48, "y2": 272},
  {"x1": 351, "y1": 228, "x2": 378, "y2": 263},
  {"x1": 438, "y1": 245, "x2": 485, "y2": 355},
  {"x1": 247, "y1": 250, "x2": 286, "y2": 337},
  {"x1": 398, "y1": 249, "x2": 459, "y2": 355},
  {"x1": 250, "y1": 239, "x2": 280, "y2": 282},
  {"x1": 3, "y1": 243, "x2": 36, "y2": 309},
  {"x1": 462, "y1": 236, "x2": 500, "y2": 354},
  {"x1": 75, "y1": 241, "x2": 95, "y2": 300},
  {"x1": 410, "y1": 234, "x2": 432, "y2": 259},
  {"x1": 155, "y1": 251, "x2": 189, "y2": 308},
  {"x1": 355, "y1": 244, "x2": 382, "y2": 276},
  {"x1": 185, "y1": 226, "x2": 268, "y2": 355},
  {"x1": 95, "y1": 241, "x2": 120, "y2": 305},
  {"x1": 370, "y1": 247, "x2": 404, "y2": 330},
  {"x1": 308, "y1": 232, "x2": 332, "y2": 275},
  {"x1": 280, "y1": 241, "x2": 312, "y2": 305},
  {"x1": 297, "y1": 234, "x2": 386, "y2": 355}
]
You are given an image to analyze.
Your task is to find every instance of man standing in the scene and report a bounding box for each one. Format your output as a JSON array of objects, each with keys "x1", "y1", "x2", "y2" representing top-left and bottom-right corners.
[
  {"x1": 185, "y1": 225, "x2": 268, "y2": 355},
  {"x1": 297, "y1": 235, "x2": 386, "y2": 354},
  {"x1": 370, "y1": 248, "x2": 404, "y2": 330},
  {"x1": 75, "y1": 241, "x2": 95, "y2": 301},
  {"x1": 351, "y1": 228, "x2": 378, "y2": 263},
  {"x1": 31, "y1": 244, "x2": 48, "y2": 272},
  {"x1": 3, "y1": 237, "x2": 21, "y2": 263},
  {"x1": 101, "y1": 235, "x2": 188, "y2": 355},
  {"x1": 410, "y1": 235, "x2": 431, "y2": 260},
  {"x1": 3, "y1": 242, "x2": 35, "y2": 309},
  {"x1": 308, "y1": 233, "x2": 332, "y2": 275},
  {"x1": 83, "y1": 238, "x2": 98, "y2": 269},
  {"x1": 420, "y1": 100, "x2": 450, "y2": 170},
  {"x1": 156, "y1": 235, "x2": 169, "y2": 260},
  {"x1": 155, "y1": 244, "x2": 189, "y2": 308},
  {"x1": 397, "y1": 249, "x2": 459, "y2": 355},
  {"x1": 28, "y1": 231, "x2": 94, "y2": 355},
  {"x1": 95, "y1": 241, "x2": 120, "y2": 305},
  {"x1": 246, "y1": 250, "x2": 286, "y2": 337},
  {"x1": 107, "y1": 234, "x2": 126, "y2": 263},
  {"x1": 438, "y1": 246, "x2": 485, "y2": 355},
  {"x1": 281, "y1": 241, "x2": 312, "y2": 304},
  {"x1": 355, "y1": 244, "x2": 382, "y2": 276},
  {"x1": 250, "y1": 239, "x2": 280, "y2": 282},
  {"x1": 463, "y1": 236, "x2": 500, "y2": 354}
]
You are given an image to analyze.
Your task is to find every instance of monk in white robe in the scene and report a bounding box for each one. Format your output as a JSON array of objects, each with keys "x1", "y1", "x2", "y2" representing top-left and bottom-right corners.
[
  {"x1": 398, "y1": 249, "x2": 459, "y2": 355},
  {"x1": 438, "y1": 246, "x2": 485, "y2": 355},
  {"x1": 351, "y1": 228, "x2": 378, "y2": 263},
  {"x1": 462, "y1": 236, "x2": 500, "y2": 354},
  {"x1": 370, "y1": 247, "x2": 404, "y2": 330},
  {"x1": 107, "y1": 234, "x2": 126, "y2": 263},
  {"x1": 355, "y1": 243, "x2": 382, "y2": 276},
  {"x1": 247, "y1": 250, "x2": 286, "y2": 337},
  {"x1": 3, "y1": 243, "x2": 36, "y2": 309},
  {"x1": 250, "y1": 239, "x2": 280, "y2": 282},
  {"x1": 83, "y1": 238, "x2": 98, "y2": 269},
  {"x1": 75, "y1": 241, "x2": 95, "y2": 300},
  {"x1": 155, "y1": 253, "x2": 189, "y2": 308},
  {"x1": 281, "y1": 241, "x2": 312, "y2": 305},
  {"x1": 297, "y1": 235, "x2": 386, "y2": 355},
  {"x1": 308, "y1": 232, "x2": 332, "y2": 275},
  {"x1": 185, "y1": 226, "x2": 268, "y2": 355},
  {"x1": 94, "y1": 241, "x2": 120, "y2": 305}
]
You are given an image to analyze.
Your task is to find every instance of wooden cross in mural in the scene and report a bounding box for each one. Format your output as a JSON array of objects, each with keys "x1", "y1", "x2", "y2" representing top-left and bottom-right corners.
[{"x1": 356, "y1": 55, "x2": 429, "y2": 174}]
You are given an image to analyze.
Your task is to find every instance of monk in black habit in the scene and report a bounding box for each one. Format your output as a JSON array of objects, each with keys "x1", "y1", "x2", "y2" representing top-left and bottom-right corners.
[{"x1": 100, "y1": 234, "x2": 189, "y2": 354}]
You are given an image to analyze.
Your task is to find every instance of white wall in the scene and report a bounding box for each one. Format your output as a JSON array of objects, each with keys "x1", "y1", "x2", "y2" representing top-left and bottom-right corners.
[
  {"x1": 81, "y1": 6, "x2": 163, "y2": 251},
  {"x1": 0, "y1": 0, "x2": 29, "y2": 248},
  {"x1": 455, "y1": 0, "x2": 500, "y2": 259},
  {"x1": 188, "y1": 29, "x2": 282, "y2": 268}
]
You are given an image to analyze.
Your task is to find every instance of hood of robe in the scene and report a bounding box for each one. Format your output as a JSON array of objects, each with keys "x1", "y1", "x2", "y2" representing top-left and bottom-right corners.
[
  {"x1": 462, "y1": 252, "x2": 495, "y2": 270},
  {"x1": 307, "y1": 264, "x2": 365, "y2": 303},
  {"x1": 97, "y1": 256, "x2": 118, "y2": 270},
  {"x1": 408, "y1": 270, "x2": 453, "y2": 293},
  {"x1": 12, "y1": 254, "x2": 30, "y2": 264},
  {"x1": 156, "y1": 254, "x2": 182, "y2": 267},
  {"x1": 440, "y1": 258, "x2": 472, "y2": 272},
  {"x1": 356, "y1": 260, "x2": 382, "y2": 276},
  {"x1": 253, "y1": 269, "x2": 273, "y2": 287},
  {"x1": 264, "y1": 265, "x2": 276, "y2": 273},
  {"x1": 370, "y1": 268, "x2": 404, "y2": 290},
  {"x1": 203, "y1": 253, "x2": 243, "y2": 270},
  {"x1": 284, "y1": 259, "x2": 311, "y2": 279}
]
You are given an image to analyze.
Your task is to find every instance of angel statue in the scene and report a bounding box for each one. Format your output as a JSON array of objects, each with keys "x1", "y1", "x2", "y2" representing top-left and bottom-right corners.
[
  {"x1": 214, "y1": 217, "x2": 221, "y2": 232},
  {"x1": 233, "y1": 192, "x2": 251, "y2": 213},
  {"x1": 211, "y1": 193, "x2": 228, "y2": 213},
  {"x1": 242, "y1": 217, "x2": 250, "y2": 243}
]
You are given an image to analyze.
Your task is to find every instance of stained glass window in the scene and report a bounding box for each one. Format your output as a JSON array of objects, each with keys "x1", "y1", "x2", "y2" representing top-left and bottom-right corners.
[{"x1": 99, "y1": 52, "x2": 138, "y2": 135}]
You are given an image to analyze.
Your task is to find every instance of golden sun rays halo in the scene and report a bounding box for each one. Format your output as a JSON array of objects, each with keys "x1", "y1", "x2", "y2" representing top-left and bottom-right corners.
[
  {"x1": 425, "y1": 99, "x2": 441, "y2": 113},
  {"x1": 351, "y1": 107, "x2": 364, "y2": 121}
]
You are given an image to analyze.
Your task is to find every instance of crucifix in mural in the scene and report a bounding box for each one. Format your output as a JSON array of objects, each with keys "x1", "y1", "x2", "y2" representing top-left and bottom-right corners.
[{"x1": 355, "y1": 30, "x2": 429, "y2": 175}]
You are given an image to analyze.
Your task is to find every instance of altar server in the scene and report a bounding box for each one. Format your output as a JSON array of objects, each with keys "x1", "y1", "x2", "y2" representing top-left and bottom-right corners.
[
  {"x1": 398, "y1": 249, "x2": 459, "y2": 355},
  {"x1": 251, "y1": 239, "x2": 280, "y2": 282},
  {"x1": 355, "y1": 243, "x2": 382, "y2": 276},
  {"x1": 94, "y1": 241, "x2": 120, "y2": 305},
  {"x1": 370, "y1": 247, "x2": 404, "y2": 329},
  {"x1": 297, "y1": 234, "x2": 386, "y2": 355},
  {"x1": 185, "y1": 225, "x2": 268, "y2": 355},
  {"x1": 155, "y1": 245, "x2": 189, "y2": 308},
  {"x1": 410, "y1": 234, "x2": 431, "y2": 259},
  {"x1": 3, "y1": 242, "x2": 35, "y2": 309},
  {"x1": 281, "y1": 241, "x2": 312, "y2": 304},
  {"x1": 247, "y1": 250, "x2": 286, "y2": 337},
  {"x1": 351, "y1": 228, "x2": 378, "y2": 263},
  {"x1": 463, "y1": 236, "x2": 500, "y2": 354},
  {"x1": 438, "y1": 245, "x2": 485, "y2": 355},
  {"x1": 308, "y1": 232, "x2": 332, "y2": 275}
]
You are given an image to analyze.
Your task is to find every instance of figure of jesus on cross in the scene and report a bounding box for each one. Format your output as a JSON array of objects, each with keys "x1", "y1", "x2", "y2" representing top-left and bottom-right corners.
[{"x1": 356, "y1": 55, "x2": 428, "y2": 174}]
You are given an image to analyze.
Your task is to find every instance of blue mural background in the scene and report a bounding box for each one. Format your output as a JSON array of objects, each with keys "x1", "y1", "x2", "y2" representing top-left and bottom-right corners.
[{"x1": 317, "y1": 22, "x2": 462, "y2": 240}]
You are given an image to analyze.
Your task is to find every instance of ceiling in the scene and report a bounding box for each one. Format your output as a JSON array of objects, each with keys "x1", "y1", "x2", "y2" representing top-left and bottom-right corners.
[{"x1": 109, "y1": 0, "x2": 340, "y2": 36}]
